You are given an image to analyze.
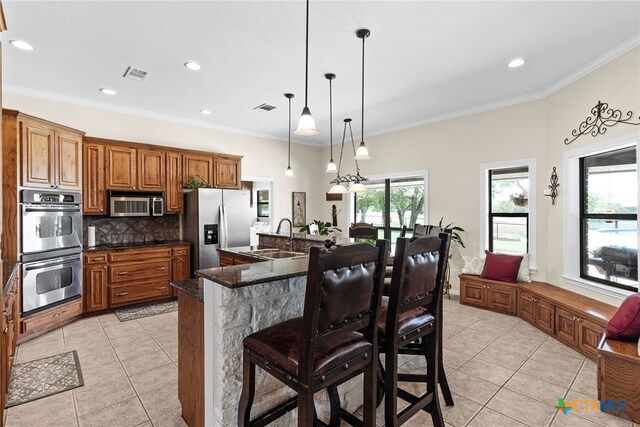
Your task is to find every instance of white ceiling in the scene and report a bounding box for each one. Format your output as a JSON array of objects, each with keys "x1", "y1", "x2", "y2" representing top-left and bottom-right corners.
[{"x1": 2, "y1": 1, "x2": 639, "y2": 147}]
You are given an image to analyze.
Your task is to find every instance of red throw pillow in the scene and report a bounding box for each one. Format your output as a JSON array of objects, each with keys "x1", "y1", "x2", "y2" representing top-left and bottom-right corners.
[
  {"x1": 480, "y1": 251, "x2": 523, "y2": 283},
  {"x1": 605, "y1": 293, "x2": 640, "y2": 341}
]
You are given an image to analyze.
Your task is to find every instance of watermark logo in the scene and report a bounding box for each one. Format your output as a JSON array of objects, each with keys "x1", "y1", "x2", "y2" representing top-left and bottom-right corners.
[{"x1": 554, "y1": 397, "x2": 627, "y2": 415}]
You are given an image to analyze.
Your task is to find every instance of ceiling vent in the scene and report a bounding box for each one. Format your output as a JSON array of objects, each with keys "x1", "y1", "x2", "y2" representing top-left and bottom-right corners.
[
  {"x1": 253, "y1": 103, "x2": 276, "y2": 111},
  {"x1": 122, "y1": 66, "x2": 149, "y2": 82}
]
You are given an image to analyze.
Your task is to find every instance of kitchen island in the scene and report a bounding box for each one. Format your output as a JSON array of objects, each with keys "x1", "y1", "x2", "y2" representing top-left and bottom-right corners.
[{"x1": 172, "y1": 256, "x2": 365, "y2": 426}]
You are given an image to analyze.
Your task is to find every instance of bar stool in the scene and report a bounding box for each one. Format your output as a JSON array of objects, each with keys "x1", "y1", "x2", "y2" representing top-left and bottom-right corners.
[
  {"x1": 384, "y1": 225, "x2": 454, "y2": 407},
  {"x1": 378, "y1": 233, "x2": 451, "y2": 426},
  {"x1": 238, "y1": 240, "x2": 389, "y2": 427}
]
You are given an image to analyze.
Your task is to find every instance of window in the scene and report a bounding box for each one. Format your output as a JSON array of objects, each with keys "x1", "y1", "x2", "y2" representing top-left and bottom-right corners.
[
  {"x1": 256, "y1": 190, "x2": 269, "y2": 218},
  {"x1": 353, "y1": 175, "x2": 426, "y2": 241},
  {"x1": 489, "y1": 167, "x2": 529, "y2": 254},
  {"x1": 580, "y1": 147, "x2": 637, "y2": 291}
]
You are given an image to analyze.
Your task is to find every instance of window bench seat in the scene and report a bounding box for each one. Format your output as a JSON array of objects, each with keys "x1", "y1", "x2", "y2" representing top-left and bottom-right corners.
[{"x1": 459, "y1": 274, "x2": 618, "y2": 361}]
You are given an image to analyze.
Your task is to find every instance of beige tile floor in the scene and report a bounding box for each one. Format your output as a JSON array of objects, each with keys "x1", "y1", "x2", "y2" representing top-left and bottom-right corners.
[{"x1": 4, "y1": 297, "x2": 638, "y2": 427}]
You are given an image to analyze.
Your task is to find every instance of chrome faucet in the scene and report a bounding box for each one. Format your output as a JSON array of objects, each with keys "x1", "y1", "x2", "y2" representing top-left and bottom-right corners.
[{"x1": 276, "y1": 218, "x2": 293, "y2": 241}]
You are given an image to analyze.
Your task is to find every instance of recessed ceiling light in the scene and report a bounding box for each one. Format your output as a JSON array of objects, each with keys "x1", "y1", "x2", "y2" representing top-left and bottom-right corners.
[
  {"x1": 508, "y1": 58, "x2": 526, "y2": 68},
  {"x1": 99, "y1": 88, "x2": 116, "y2": 95},
  {"x1": 9, "y1": 40, "x2": 34, "y2": 51},
  {"x1": 184, "y1": 62, "x2": 201, "y2": 71},
  {"x1": 200, "y1": 109, "x2": 211, "y2": 115}
]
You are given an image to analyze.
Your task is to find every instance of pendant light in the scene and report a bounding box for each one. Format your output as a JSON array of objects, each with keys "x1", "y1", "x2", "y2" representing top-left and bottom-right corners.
[
  {"x1": 294, "y1": 0, "x2": 318, "y2": 136},
  {"x1": 354, "y1": 29, "x2": 371, "y2": 160},
  {"x1": 325, "y1": 73, "x2": 337, "y2": 173},
  {"x1": 284, "y1": 93, "x2": 294, "y2": 177},
  {"x1": 328, "y1": 118, "x2": 368, "y2": 193}
]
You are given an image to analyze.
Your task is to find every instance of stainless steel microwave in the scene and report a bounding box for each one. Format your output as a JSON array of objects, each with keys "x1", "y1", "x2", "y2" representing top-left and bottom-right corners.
[{"x1": 109, "y1": 193, "x2": 164, "y2": 217}]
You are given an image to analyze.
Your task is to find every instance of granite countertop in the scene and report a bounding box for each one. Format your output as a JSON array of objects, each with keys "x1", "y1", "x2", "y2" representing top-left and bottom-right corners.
[
  {"x1": 2, "y1": 259, "x2": 19, "y2": 296},
  {"x1": 171, "y1": 278, "x2": 203, "y2": 302},
  {"x1": 83, "y1": 239, "x2": 191, "y2": 252},
  {"x1": 195, "y1": 256, "x2": 309, "y2": 289},
  {"x1": 257, "y1": 232, "x2": 352, "y2": 244}
]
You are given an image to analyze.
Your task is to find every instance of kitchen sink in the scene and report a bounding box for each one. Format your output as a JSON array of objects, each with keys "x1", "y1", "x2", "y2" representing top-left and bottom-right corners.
[{"x1": 240, "y1": 248, "x2": 307, "y2": 260}]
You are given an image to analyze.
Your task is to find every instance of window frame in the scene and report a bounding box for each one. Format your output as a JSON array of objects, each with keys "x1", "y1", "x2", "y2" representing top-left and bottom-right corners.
[
  {"x1": 563, "y1": 133, "x2": 639, "y2": 300},
  {"x1": 256, "y1": 189, "x2": 270, "y2": 218},
  {"x1": 479, "y1": 158, "x2": 537, "y2": 268},
  {"x1": 350, "y1": 170, "x2": 428, "y2": 241},
  {"x1": 578, "y1": 147, "x2": 637, "y2": 292},
  {"x1": 488, "y1": 168, "x2": 530, "y2": 254}
]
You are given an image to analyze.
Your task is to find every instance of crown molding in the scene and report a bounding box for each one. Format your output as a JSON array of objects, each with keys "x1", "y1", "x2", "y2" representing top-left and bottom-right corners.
[{"x1": 2, "y1": 84, "x2": 323, "y2": 148}]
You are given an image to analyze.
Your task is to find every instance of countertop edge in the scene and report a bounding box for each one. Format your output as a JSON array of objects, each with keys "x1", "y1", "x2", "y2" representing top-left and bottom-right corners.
[
  {"x1": 171, "y1": 278, "x2": 203, "y2": 302},
  {"x1": 194, "y1": 264, "x2": 308, "y2": 289},
  {"x1": 83, "y1": 240, "x2": 191, "y2": 252}
]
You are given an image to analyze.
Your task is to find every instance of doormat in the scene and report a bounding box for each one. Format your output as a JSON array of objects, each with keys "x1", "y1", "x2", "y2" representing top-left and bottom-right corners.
[
  {"x1": 6, "y1": 350, "x2": 84, "y2": 408},
  {"x1": 115, "y1": 300, "x2": 178, "y2": 322}
]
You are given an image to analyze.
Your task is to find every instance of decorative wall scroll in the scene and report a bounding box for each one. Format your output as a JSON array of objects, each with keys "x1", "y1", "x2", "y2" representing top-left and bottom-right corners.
[
  {"x1": 544, "y1": 167, "x2": 559, "y2": 205},
  {"x1": 564, "y1": 101, "x2": 640, "y2": 145}
]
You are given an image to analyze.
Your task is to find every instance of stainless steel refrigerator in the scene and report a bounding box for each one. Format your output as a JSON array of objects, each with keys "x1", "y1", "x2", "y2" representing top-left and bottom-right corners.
[{"x1": 183, "y1": 188, "x2": 252, "y2": 271}]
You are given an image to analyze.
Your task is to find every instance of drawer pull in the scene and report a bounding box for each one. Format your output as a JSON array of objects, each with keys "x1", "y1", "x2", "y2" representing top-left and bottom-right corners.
[
  {"x1": 117, "y1": 272, "x2": 129, "y2": 276},
  {"x1": 2, "y1": 327, "x2": 7, "y2": 334},
  {"x1": 155, "y1": 267, "x2": 167, "y2": 271},
  {"x1": 52, "y1": 313, "x2": 62, "y2": 318},
  {"x1": 90, "y1": 257, "x2": 105, "y2": 262},
  {"x1": 116, "y1": 292, "x2": 130, "y2": 297},
  {"x1": 178, "y1": 258, "x2": 185, "y2": 262},
  {"x1": 155, "y1": 286, "x2": 166, "y2": 290}
]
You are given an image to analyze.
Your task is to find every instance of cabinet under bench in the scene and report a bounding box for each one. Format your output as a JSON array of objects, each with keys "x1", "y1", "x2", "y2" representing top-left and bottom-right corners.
[
  {"x1": 83, "y1": 244, "x2": 190, "y2": 312},
  {"x1": 459, "y1": 274, "x2": 617, "y2": 361}
]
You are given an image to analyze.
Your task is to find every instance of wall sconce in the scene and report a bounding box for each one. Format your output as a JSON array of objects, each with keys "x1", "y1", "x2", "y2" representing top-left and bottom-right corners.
[{"x1": 544, "y1": 166, "x2": 559, "y2": 205}]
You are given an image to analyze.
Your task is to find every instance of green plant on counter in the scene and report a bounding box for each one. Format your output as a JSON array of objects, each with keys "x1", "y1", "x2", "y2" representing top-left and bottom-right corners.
[
  {"x1": 184, "y1": 175, "x2": 208, "y2": 190},
  {"x1": 437, "y1": 216, "x2": 466, "y2": 298},
  {"x1": 299, "y1": 220, "x2": 342, "y2": 236}
]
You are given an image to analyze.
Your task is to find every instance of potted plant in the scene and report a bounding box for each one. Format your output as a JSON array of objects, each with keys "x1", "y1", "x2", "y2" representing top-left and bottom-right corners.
[
  {"x1": 184, "y1": 175, "x2": 208, "y2": 190},
  {"x1": 299, "y1": 220, "x2": 342, "y2": 236},
  {"x1": 437, "y1": 216, "x2": 465, "y2": 298},
  {"x1": 511, "y1": 191, "x2": 529, "y2": 207}
]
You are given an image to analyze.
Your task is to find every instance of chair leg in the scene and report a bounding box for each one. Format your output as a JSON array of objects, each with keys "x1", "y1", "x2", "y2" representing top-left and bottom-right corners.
[
  {"x1": 376, "y1": 356, "x2": 385, "y2": 407},
  {"x1": 238, "y1": 351, "x2": 256, "y2": 427},
  {"x1": 297, "y1": 389, "x2": 314, "y2": 427},
  {"x1": 327, "y1": 386, "x2": 341, "y2": 427},
  {"x1": 423, "y1": 337, "x2": 444, "y2": 427},
  {"x1": 439, "y1": 364, "x2": 454, "y2": 406},
  {"x1": 363, "y1": 360, "x2": 377, "y2": 427},
  {"x1": 384, "y1": 344, "x2": 399, "y2": 427}
]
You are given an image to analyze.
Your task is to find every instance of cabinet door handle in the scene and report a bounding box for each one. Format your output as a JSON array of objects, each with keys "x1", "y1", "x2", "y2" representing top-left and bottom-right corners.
[
  {"x1": 52, "y1": 313, "x2": 62, "y2": 318},
  {"x1": 2, "y1": 327, "x2": 7, "y2": 334},
  {"x1": 155, "y1": 286, "x2": 166, "y2": 290},
  {"x1": 116, "y1": 292, "x2": 129, "y2": 297},
  {"x1": 117, "y1": 272, "x2": 129, "y2": 276},
  {"x1": 177, "y1": 258, "x2": 185, "y2": 262},
  {"x1": 155, "y1": 267, "x2": 167, "y2": 271},
  {"x1": 90, "y1": 257, "x2": 105, "y2": 262}
]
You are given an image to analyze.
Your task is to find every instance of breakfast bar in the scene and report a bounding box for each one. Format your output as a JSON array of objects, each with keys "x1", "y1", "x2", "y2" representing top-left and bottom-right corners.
[{"x1": 172, "y1": 256, "x2": 364, "y2": 427}]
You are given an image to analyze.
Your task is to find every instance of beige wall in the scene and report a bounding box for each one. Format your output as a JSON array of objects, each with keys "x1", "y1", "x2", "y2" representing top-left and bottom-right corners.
[{"x1": 4, "y1": 47, "x2": 639, "y2": 305}]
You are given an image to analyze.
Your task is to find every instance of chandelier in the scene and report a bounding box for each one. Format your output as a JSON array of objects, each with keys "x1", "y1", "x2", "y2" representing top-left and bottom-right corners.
[{"x1": 328, "y1": 118, "x2": 369, "y2": 193}]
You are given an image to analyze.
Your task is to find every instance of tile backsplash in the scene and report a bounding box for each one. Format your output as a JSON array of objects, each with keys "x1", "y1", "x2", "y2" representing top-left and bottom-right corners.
[{"x1": 84, "y1": 215, "x2": 180, "y2": 246}]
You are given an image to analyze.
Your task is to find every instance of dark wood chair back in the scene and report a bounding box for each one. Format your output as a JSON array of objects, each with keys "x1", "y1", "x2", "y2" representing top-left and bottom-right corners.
[
  {"x1": 300, "y1": 240, "x2": 389, "y2": 380},
  {"x1": 349, "y1": 222, "x2": 378, "y2": 239},
  {"x1": 387, "y1": 233, "x2": 451, "y2": 322}
]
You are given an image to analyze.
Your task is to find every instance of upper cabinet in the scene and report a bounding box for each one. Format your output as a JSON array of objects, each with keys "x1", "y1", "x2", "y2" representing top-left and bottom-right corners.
[
  {"x1": 137, "y1": 149, "x2": 165, "y2": 191},
  {"x1": 183, "y1": 153, "x2": 214, "y2": 186},
  {"x1": 106, "y1": 145, "x2": 137, "y2": 190},
  {"x1": 165, "y1": 151, "x2": 183, "y2": 213},
  {"x1": 83, "y1": 142, "x2": 105, "y2": 214},
  {"x1": 20, "y1": 116, "x2": 83, "y2": 190},
  {"x1": 214, "y1": 155, "x2": 241, "y2": 189}
]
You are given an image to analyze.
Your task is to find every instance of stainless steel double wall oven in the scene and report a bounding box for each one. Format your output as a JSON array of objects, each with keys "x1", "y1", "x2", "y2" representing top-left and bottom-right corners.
[{"x1": 20, "y1": 190, "x2": 83, "y2": 315}]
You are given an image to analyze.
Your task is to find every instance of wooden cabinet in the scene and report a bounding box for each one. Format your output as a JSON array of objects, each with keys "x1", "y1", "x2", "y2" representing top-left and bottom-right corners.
[
  {"x1": 213, "y1": 155, "x2": 241, "y2": 189},
  {"x1": 183, "y1": 153, "x2": 214, "y2": 186},
  {"x1": 106, "y1": 145, "x2": 137, "y2": 190},
  {"x1": 598, "y1": 339, "x2": 640, "y2": 423},
  {"x1": 459, "y1": 276, "x2": 517, "y2": 315},
  {"x1": 137, "y1": 149, "x2": 165, "y2": 191},
  {"x1": 579, "y1": 318, "x2": 604, "y2": 360},
  {"x1": 555, "y1": 307, "x2": 605, "y2": 359},
  {"x1": 2, "y1": 270, "x2": 19, "y2": 413},
  {"x1": 83, "y1": 143, "x2": 106, "y2": 214},
  {"x1": 519, "y1": 291, "x2": 554, "y2": 334},
  {"x1": 21, "y1": 298, "x2": 82, "y2": 338},
  {"x1": 171, "y1": 245, "x2": 191, "y2": 297},
  {"x1": 20, "y1": 117, "x2": 83, "y2": 190},
  {"x1": 166, "y1": 151, "x2": 183, "y2": 213},
  {"x1": 83, "y1": 252, "x2": 108, "y2": 312},
  {"x1": 218, "y1": 251, "x2": 260, "y2": 267},
  {"x1": 555, "y1": 307, "x2": 579, "y2": 347}
]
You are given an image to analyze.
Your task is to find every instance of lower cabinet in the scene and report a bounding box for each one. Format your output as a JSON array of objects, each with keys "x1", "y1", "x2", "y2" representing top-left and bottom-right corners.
[
  {"x1": 219, "y1": 251, "x2": 261, "y2": 267},
  {"x1": 519, "y1": 291, "x2": 554, "y2": 334},
  {"x1": 21, "y1": 298, "x2": 83, "y2": 338},
  {"x1": 2, "y1": 271, "x2": 19, "y2": 412},
  {"x1": 459, "y1": 276, "x2": 517, "y2": 315},
  {"x1": 555, "y1": 307, "x2": 605, "y2": 359},
  {"x1": 555, "y1": 307, "x2": 579, "y2": 347},
  {"x1": 83, "y1": 244, "x2": 191, "y2": 312}
]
